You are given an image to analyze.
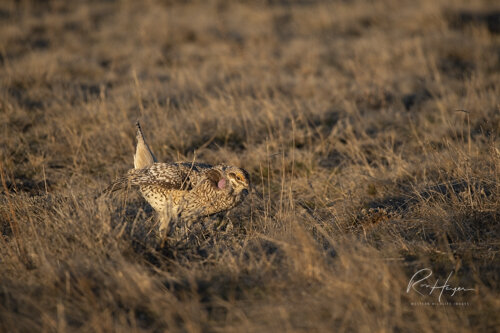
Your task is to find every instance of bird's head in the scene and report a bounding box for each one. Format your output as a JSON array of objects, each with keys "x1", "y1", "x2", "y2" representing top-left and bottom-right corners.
[
  {"x1": 224, "y1": 166, "x2": 250, "y2": 198},
  {"x1": 207, "y1": 166, "x2": 250, "y2": 199}
]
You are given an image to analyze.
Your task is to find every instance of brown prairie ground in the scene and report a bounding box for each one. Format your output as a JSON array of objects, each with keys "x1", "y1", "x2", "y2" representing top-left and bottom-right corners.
[{"x1": 0, "y1": 0, "x2": 499, "y2": 332}]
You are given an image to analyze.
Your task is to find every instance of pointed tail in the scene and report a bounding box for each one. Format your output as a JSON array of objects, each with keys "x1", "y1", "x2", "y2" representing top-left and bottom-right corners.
[{"x1": 134, "y1": 121, "x2": 157, "y2": 169}]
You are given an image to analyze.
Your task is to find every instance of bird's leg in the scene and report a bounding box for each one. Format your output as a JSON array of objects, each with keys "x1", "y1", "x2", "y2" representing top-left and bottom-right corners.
[
  {"x1": 213, "y1": 211, "x2": 232, "y2": 231},
  {"x1": 156, "y1": 214, "x2": 168, "y2": 246},
  {"x1": 157, "y1": 208, "x2": 180, "y2": 246}
]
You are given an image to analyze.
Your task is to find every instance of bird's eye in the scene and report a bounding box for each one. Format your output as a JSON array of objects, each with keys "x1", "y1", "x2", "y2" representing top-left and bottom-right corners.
[{"x1": 237, "y1": 174, "x2": 243, "y2": 181}]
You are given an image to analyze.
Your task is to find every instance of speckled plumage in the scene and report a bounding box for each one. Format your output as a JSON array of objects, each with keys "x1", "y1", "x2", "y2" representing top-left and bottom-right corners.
[{"x1": 105, "y1": 122, "x2": 250, "y2": 233}]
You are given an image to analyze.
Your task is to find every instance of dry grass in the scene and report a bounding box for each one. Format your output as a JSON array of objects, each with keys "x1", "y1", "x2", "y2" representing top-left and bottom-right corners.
[{"x1": 0, "y1": 0, "x2": 499, "y2": 331}]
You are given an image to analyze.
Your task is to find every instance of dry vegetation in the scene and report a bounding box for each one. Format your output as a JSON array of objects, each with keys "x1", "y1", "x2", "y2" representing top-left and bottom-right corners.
[{"x1": 0, "y1": 0, "x2": 499, "y2": 331}]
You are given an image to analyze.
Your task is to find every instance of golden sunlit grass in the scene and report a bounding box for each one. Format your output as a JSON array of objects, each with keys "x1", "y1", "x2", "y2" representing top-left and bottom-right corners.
[{"x1": 0, "y1": 0, "x2": 499, "y2": 331}]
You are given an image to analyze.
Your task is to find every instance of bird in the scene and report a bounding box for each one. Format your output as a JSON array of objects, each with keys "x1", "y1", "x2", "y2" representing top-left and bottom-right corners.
[{"x1": 105, "y1": 122, "x2": 250, "y2": 236}]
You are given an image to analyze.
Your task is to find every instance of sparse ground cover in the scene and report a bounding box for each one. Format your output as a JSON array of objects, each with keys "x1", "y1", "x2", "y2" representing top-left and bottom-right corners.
[{"x1": 0, "y1": 0, "x2": 499, "y2": 331}]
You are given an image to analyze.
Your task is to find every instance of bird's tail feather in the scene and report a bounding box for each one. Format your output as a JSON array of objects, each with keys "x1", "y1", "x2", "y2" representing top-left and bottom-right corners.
[{"x1": 134, "y1": 121, "x2": 157, "y2": 169}]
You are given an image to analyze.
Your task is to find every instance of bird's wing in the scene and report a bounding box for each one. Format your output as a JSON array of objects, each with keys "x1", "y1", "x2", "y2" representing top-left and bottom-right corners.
[{"x1": 104, "y1": 163, "x2": 195, "y2": 194}]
